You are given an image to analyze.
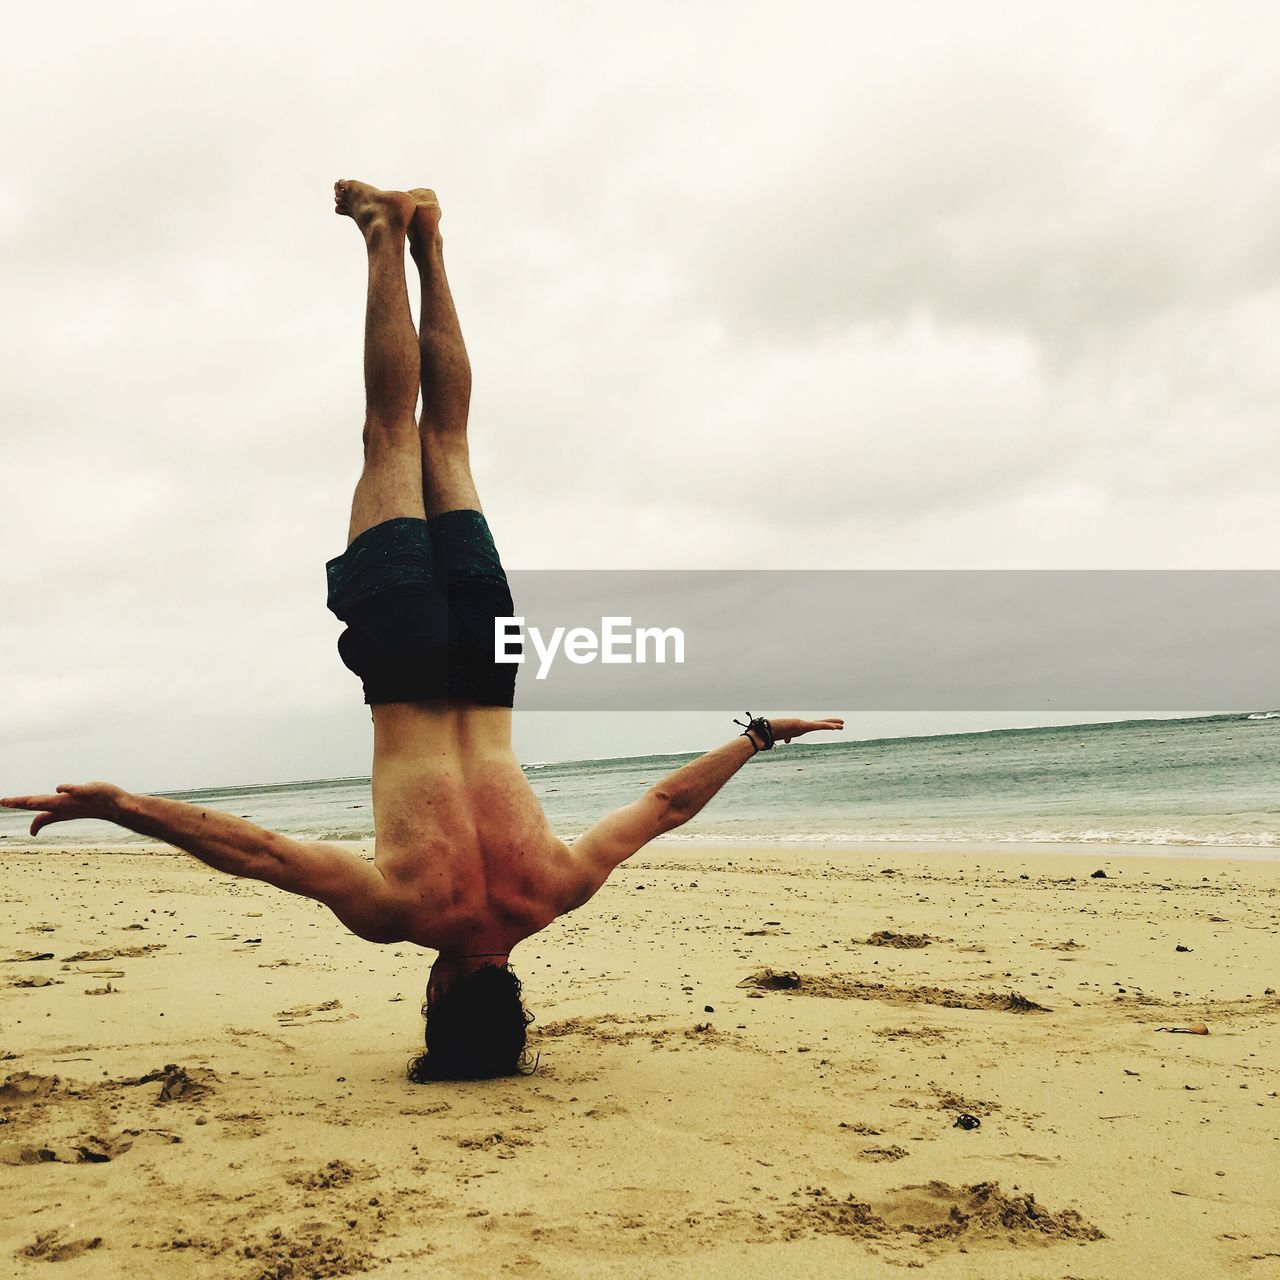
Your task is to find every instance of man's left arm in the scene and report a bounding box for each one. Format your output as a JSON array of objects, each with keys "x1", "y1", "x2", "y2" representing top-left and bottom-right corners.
[{"x1": 565, "y1": 716, "x2": 843, "y2": 909}]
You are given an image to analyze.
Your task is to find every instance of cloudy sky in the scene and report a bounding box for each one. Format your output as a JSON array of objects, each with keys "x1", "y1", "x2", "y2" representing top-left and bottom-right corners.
[{"x1": 3, "y1": 1, "x2": 1278, "y2": 791}]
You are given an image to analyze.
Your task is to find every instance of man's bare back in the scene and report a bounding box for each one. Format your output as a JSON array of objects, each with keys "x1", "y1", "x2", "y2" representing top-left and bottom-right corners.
[
  {"x1": 1, "y1": 180, "x2": 843, "y2": 1074},
  {"x1": 367, "y1": 703, "x2": 578, "y2": 949}
]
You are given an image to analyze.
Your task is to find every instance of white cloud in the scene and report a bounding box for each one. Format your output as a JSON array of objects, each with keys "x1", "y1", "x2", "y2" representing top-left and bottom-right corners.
[{"x1": 2, "y1": 2, "x2": 1278, "y2": 788}]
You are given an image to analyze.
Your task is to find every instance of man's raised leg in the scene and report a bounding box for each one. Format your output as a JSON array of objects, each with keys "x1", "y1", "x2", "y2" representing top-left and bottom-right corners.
[
  {"x1": 335, "y1": 179, "x2": 426, "y2": 545},
  {"x1": 407, "y1": 189, "x2": 482, "y2": 517}
]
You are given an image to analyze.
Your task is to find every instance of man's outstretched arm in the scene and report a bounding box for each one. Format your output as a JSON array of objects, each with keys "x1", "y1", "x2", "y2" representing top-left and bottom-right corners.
[
  {"x1": 1, "y1": 783, "x2": 404, "y2": 942},
  {"x1": 565, "y1": 716, "x2": 843, "y2": 910}
]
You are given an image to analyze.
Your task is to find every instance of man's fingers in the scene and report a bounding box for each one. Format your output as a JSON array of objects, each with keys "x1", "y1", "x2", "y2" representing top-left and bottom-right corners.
[
  {"x1": 30, "y1": 812, "x2": 68, "y2": 836},
  {"x1": 1, "y1": 795, "x2": 64, "y2": 811}
]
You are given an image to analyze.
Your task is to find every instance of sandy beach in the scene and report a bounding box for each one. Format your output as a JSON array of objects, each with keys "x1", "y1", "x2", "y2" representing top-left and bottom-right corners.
[{"x1": 2, "y1": 841, "x2": 1277, "y2": 1278}]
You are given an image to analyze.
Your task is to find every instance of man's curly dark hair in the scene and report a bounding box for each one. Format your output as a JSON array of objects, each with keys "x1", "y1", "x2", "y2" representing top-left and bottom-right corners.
[{"x1": 408, "y1": 962, "x2": 536, "y2": 1082}]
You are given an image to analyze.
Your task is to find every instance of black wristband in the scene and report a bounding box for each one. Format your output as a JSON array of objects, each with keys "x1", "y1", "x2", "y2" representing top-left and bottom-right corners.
[{"x1": 733, "y1": 713, "x2": 774, "y2": 751}]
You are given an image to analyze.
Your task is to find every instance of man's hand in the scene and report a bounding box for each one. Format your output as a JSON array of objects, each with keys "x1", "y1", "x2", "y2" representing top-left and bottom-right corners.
[
  {"x1": 760, "y1": 716, "x2": 844, "y2": 746},
  {"x1": 1, "y1": 782, "x2": 129, "y2": 836}
]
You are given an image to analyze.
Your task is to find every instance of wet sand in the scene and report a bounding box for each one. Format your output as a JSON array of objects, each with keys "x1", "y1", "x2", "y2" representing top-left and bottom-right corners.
[{"x1": 2, "y1": 842, "x2": 1277, "y2": 1278}]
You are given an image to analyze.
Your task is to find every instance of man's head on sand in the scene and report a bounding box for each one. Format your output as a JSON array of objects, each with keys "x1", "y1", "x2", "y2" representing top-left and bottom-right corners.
[{"x1": 409, "y1": 959, "x2": 535, "y2": 1081}]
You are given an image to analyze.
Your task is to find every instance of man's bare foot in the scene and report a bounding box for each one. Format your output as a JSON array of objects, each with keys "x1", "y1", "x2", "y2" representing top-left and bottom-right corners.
[
  {"x1": 407, "y1": 187, "x2": 442, "y2": 257},
  {"x1": 333, "y1": 179, "x2": 416, "y2": 240}
]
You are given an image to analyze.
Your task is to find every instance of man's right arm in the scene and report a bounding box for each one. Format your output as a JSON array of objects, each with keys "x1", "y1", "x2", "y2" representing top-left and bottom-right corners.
[{"x1": 1, "y1": 783, "x2": 404, "y2": 941}]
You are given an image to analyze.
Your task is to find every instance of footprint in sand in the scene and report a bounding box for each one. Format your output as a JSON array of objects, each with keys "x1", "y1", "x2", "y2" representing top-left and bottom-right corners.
[
  {"x1": 583, "y1": 1099, "x2": 628, "y2": 1119},
  {"x1": 455, "y1": 1131, "x2": 532, "y2": 1158},
  {"x1": 873, "y1": 1026, "x2": 949, "y2": 1044},
  {"x1": 63, "y1": 944, "x2": 165, "y2": 962},
  {"x1": 275, "y1": 999, "x2": 347, "y2": 1025},
  {"x1": 19, "y1": 1232, "x2": 103, "y2": 1262},
  {"x1": 838, "y1": 1121, "x2": 882, "y2": 1136},
  {"x1": 287, "y1": 1158, "x2": 370, "y2": 1190},
  {"x1": 0, "y1": 1072, "x2": 61, "y2": 1104},
  {"x1": 1, "y1": 1133, "x2": 136, "y2": 1166},
  {"x1": 740, "y1": 968, "x2": 1051, "y2": 1013}
]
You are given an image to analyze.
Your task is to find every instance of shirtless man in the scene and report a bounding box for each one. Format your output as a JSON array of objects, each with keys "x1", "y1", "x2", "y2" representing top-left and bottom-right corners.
[{"x1": 2, "y1": 181, "x2": 844, "y2": 1081}]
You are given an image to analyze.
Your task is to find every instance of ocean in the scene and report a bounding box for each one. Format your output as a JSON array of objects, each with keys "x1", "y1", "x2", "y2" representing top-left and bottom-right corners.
[{"x1": 3, "y1": 713, "x2": 1277, "y2": 852}]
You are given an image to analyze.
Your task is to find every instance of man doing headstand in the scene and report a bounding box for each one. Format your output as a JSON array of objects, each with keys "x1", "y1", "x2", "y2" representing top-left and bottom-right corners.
[{"x1": 2, "y1": 181, "x2": 844, "y2": 1080}]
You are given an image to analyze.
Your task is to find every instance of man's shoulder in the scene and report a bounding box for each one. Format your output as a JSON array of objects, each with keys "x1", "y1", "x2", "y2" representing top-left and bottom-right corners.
[{"x1": 486, "y1": 829, "x2": 588, "y2": 922}]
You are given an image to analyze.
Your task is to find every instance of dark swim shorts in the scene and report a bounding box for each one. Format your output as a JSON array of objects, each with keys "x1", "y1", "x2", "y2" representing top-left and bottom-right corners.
[{"x1": 324, "y1": 511, "x2": 517, "y2": 706}]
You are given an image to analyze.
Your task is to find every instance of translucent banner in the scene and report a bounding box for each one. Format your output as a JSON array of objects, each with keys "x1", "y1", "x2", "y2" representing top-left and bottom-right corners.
[{"x1": 496, "y1": 570, "x2": 1280, "y2": 711}]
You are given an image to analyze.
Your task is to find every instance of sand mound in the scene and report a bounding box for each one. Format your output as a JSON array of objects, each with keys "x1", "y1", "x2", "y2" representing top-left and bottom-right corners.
[
  {"x1": 744, "y1": 969, "x2": 803, "y2": 990},
  {"x1": 864, "y1": 931, "x2": 933, "y2": 948},
  {"x1": 103, "y1": 1063, "x2": 219, "y2": 1102},
  {"x1": 932, "y1": 1088, "x2": 1000, "y2": 1116},
  {"x1": 227, "y1": 1228, "x2": 373, "y2": 1280},
  {"x1": 740, "y1": 969, "x2": 1050, "y2": 1012},
  {"x1": 155, "y1": 1065, "x2": 217, "y2": 1103},
  {"x1": 790, "y1": 1180, "x2": 1104, "y2": 1244},
  {"x1": 1003, "y1": 992, "x2": 1050, "y2": 1012}
]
